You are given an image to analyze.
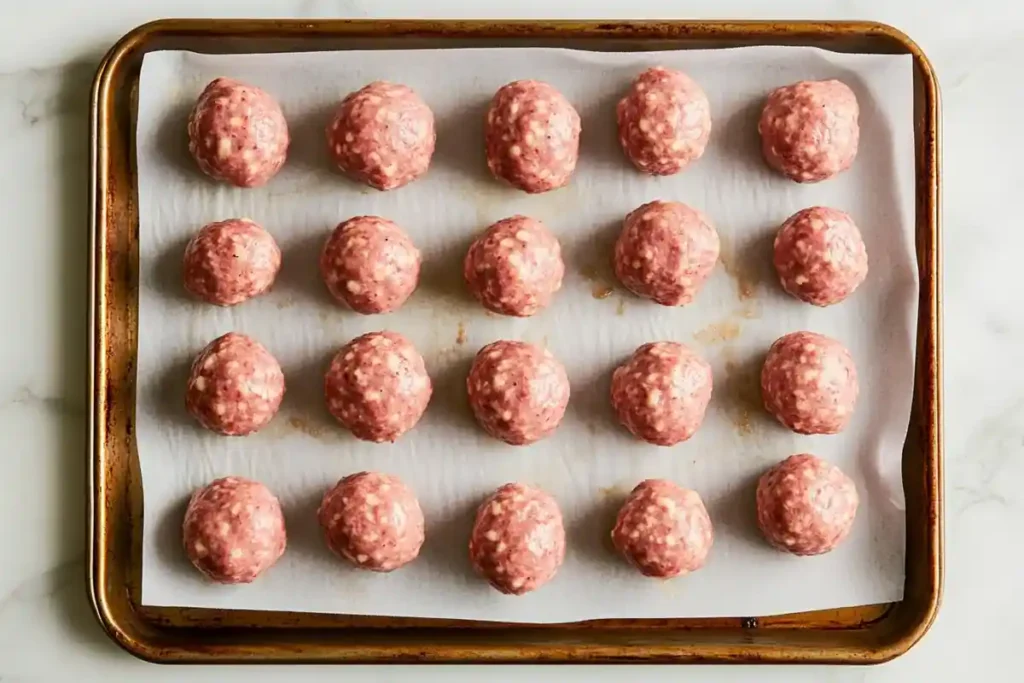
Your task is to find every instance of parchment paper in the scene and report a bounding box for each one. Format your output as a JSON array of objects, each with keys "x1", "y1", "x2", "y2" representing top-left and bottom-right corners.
[{"x1": 135, "y1": 46, "x2": 916, "y2": 621}]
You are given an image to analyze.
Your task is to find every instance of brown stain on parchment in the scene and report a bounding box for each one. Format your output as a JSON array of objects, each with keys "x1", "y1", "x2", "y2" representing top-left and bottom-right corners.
[
  {"x1": 717, "y1": 234, "x2": 762, "y2": 306},
  {"x1": 455, "y1": 321, "x2": 467, "y2": 346},
  {"x1": 616, "y1": 299, "x2": 627, "y2": 316},
  {"x1": 720, "y1": 348, "x2": 767, "y2": 438},
  {"x1": 288, "y1": 415, "x2": 328, "y2": 439},
  {"x1": 693, "y1": 321, "x2": 742, "y2": 346},
  {"x1": 599, "y1": 484, "x2": 632, "y2": 500}
]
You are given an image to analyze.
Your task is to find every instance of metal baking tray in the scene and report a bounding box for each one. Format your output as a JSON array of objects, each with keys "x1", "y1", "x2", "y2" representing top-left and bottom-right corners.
[{"x1": 87, "y1": 18, "x2": 942, "y2": 664}]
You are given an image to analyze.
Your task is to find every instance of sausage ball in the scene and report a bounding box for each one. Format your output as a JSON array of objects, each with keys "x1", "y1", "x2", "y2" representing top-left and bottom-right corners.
[
  {"x1": 324, "y1": 331, "x2": 432, "y2": 443},
  {"x1": 463, "y1": 215, "x2": 565, "y2": 317},
  {"x1": 320, "y1": 216, "x2": 421, "y2": 314},
  {"x1": 614, "y1": 200, "x2": 720, "y2": 306},
  {"x1": 761, "y1": 331, "x2": 858, "y2": 435},
  {"x1": 187, "y1": 78, "x2": 289, "y2": 188},
  {"x1": 611, "y1": 479, "x2": 714, "y2": 578},
  {"x1": 182, "y1": 476, "x2": 287, "y2": 584},
  {"x1": 773, "y1": 206, "x2": 868, "y2": 307},
  {"x1": 756, "y1": 454, "x2": 859, "y2": 556},
  {"x1": 186, "y1": 332, "x2": 285, "y2": 436},
  {"x1": 466, "y1": 341, "x2": 570, "y2": 446},
  {"x1": 610, "y1": 342, "x2": 713, "y2": 446},
  {"x1": 182, "y1": 218, "x2": 282, "y2": 306},
  {"x1": 616, "y1": 66, "x2": 712, "y2": 176},
  {"x1": 318, "y1": 471, "x2": 425, "y2": 572},
  {"x1": 758, "y1": 79, "x2": 859, "y2": 183},
  {"x1": 485, "y1": 80, "x2": 581, "y2": 193},
  {"x1": 326, "y1": 81, "x2": 436, "y2": 191},
  {"x1": 469, "y1": 483, "x2": 566, "y2": 595}
]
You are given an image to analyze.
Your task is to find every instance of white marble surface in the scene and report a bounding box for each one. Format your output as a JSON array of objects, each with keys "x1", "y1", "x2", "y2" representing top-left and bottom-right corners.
[{"x1": 0, "y1": 0, "x2": 1018, "y2": 680}]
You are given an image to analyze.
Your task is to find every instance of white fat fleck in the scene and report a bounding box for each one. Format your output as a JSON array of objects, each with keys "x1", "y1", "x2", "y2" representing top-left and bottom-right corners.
[
  {"x1": 217, "y1": 137, "x2": 232, "y2": 158},
  {"x1": 214, "y1": 403, "x2": 226, "y2": 416},
  {"x1": 230, "y1": 548, "x2": 243, "y2": 559},
  {"x1": 490, "y1": 501, "x2": 503, "y2": 515},
  {"x1": 357, "y1": 554, "x2": 369, "y2": 563},
  {"x1": 646, "y1": 389, "x2": 662, "y2": 407},
  {"x1": 364, "y1": 493, "x2": 380, "y2": 506},
  {"x1": 485, "y1": 530, "x2": 499, "y2": 542},
  {"x1": 218, "y1": 522, "x2": 231, "y2": 537},
  {"x1": 511, "y1": 577, "x2": 526, "y2": 589},
  {"x1": 228, "y1": 116, "x2": 243, "y2": 127},
  {"x1": 194, "y1": 376, "x2": 207, "y2": 391},
  {"x1": 346, "y1": 280, "x2": 363, "y2": 294}
]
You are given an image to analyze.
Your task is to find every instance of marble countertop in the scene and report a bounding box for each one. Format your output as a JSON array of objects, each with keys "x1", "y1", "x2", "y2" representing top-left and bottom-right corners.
[{"x1": 1, "y1": 0, "x2": 1017, "y2": 680}]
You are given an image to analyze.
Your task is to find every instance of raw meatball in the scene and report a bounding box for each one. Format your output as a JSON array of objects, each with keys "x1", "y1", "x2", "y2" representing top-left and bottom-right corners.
[
  {"x1": 758, "y1": 79, "x2": 859, "y2": 183},
  {"x1": 320, "y1": 216, "x2": 421, "y2": 314},
  {"x1": 773, "y1": 206, "x2": 868, "y2": 307},
  {"x1": 485, "y1": 80, "x2": 581, "y2": 193},
  {"x1": 611, "y1": 479, "x2": 713, "y2": 578},
  {"x1": 614, "y1": 200, "x2": 720, "y2": 306},
  {"x1": 756, "y1": 454, "x2": 859, "y2": 556},
  {"x1": 326, "y1": 81, "x2": 436, "y2": 191},
  {"x1": 469, "y1": 483, "x2": 566, "y2": 595},
  {"x1": 761, "y1": 331, "x2": 858, "y2": 435},
  {"x1": 318, "y1": 471, "x2": 425, "y2": 572},
  {"x1": 466, "y1": 341, "x2": 570, "y2": 446},
  {"x1": 610, "y1": 342, "x2": 713, "y2": 446},
  {"x1": 616, "y1": 66, "x2": 712, "y2": 176},
  {"x1": 463, "y1": 215, "x2": 565, "y2": 317},
  {"x1": 187, "y1": 78, "x2": 289, "y2": 188},
  {"x1": 182, "y1": 218, "x2": 282, "y2": 306},
  {"x1": 182, "y1": 476, "x2": 286, "y2": 584},
  {"x1": 324, "y1": 331, "x2": 432, "y2": 442},
  {"x1": 186, "y1": 332, "x2": 285, "y2": 436}
]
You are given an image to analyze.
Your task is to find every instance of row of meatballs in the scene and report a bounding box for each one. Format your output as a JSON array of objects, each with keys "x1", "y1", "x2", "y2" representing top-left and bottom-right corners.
[
  {"x1": 184, "y1": 201, "x2": 868, "y2": 315},
  {"x1": 184, "y1": 455, "x2": 859, "y2": 593},
  {"x1": 188, "y1": 329, "x2": 858, "y2": 445},
  {"x1": 188, "y1": 68, "x2": 860, "y2": 193}
]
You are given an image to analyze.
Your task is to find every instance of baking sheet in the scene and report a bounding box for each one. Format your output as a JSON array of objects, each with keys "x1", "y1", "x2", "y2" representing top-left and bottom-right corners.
[{"x1": 135, "y1": 46, "x2": 916, "y2": 622}]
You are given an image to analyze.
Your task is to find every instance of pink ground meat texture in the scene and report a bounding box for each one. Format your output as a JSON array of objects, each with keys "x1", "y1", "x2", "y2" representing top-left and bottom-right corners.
[
  {"x1": 466, "y1": 340, "x2": 570, "y2": 446},
  {"x1": 761, "y1": 331, "x2": 859, "y2": 435},
  {"x1": 773, "y1": 206, "x2": 868, "y2": 307},
  {"x1": 611, "y1": 479, "x2": 713, "y2": 578},
  {"x1": 182, "y1": 218, "x2": 281, "y2": 306},
  {"x1": 614, "y1": 200, "x2": 720, "y2": 306},
  {"x1": 610, "y1": 342, "x2": 713, "y2": 446},
  {"x1": 469, "y1": 483, "x2": 566, "y2": 595},
  {"x1": 616, "y1": 66, "x2": 712, "y2": 176},
  {"x1": 758, "y1": 79, "x2": 860, "y2": 183},
  {"x1": 756, "y1": 454, "x2": 859, "y2": 556},
  {"x1": 320, "y1": 216, "x2": 421, "y2": 314},
  {"x1": 182, "y1": 476, "x2": 287, "y2": 584},
  {"x1": 326, "y1": 81, "x2": 436, "y2": 191},
  {"x1": 463, "y1": 215, "x2": 565, "y2": 317},
  {"x1": 318, "y1": 471, "x2": 425, "y2": 572},
  {"x1": 185, "y1": 332, "x2": 285, "y2": 436},
  {"x1": 485, "y1": 80, "x2": 581, "y2": 194},
  {"x1": 187, "y1": 78, "x2": 289, "y2": 188},
  {"x1": 324, "y1": 331, "x2": 432, "y2": 443}
]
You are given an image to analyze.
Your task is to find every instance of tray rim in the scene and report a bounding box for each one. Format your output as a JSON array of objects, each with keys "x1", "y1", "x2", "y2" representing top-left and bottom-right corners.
[{"x1": 87, "y1": 17, "x2": 943, "y2": 665}]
